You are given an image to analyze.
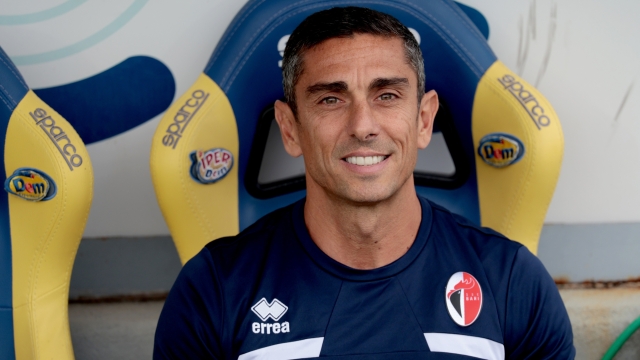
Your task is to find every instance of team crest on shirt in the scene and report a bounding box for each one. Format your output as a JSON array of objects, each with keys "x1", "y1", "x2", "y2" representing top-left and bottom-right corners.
[{"x1": 445, "y1": 272, "x2": 483, "y2": 326}]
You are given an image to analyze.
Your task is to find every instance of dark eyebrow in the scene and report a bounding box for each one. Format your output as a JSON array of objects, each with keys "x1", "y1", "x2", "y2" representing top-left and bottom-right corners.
[
  {"x1": 369, "y1": 77, "x2": 410, "y2": 91},
  {"x1": 305, "y1": 81, "x2": 348, "y2": 96}
]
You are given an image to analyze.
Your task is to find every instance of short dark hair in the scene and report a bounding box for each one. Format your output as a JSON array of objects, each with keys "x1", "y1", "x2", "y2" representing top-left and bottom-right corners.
[{"x1": 282, "y1": 6, "x2": 425, "y2": 117}]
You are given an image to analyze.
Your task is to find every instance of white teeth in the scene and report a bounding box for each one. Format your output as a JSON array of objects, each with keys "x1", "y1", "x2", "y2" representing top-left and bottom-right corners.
[{"x1": 345, "y1": 156, "x2": 386, "y2": 166}]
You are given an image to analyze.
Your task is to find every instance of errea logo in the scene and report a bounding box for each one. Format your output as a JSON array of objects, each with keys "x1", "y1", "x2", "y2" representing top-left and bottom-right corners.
[
  {"x1": 251, "y1": 298, "x2": 290, "y2": 335},
  {"x1": 252, "y1": 298, "x2": 288, "y2": 321}
]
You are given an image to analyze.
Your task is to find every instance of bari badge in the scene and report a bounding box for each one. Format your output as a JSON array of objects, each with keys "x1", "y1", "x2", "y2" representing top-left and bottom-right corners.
[{"x1": 445, "y1": 272, "x2": 483, "y2": 326}]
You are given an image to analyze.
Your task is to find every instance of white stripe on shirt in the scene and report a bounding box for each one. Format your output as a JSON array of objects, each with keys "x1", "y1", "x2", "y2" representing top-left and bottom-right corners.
[
  {"x1": 238, "y1": 337, "x2": 324, "y2": 360},
  {"x1": 424, "y1": 332, "x2": 505, "y2": 360}
]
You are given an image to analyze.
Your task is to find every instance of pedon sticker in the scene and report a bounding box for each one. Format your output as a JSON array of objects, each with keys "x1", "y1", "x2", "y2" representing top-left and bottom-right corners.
[
  {"x1": 446, "y1": 272, "x2": 483, "y2": 327},
  {"x1": 189, "y1": 148, "x2": 234, "y2": 184},
  {"x1": 4, "y1": 168, "x2": 57, "y2": 202},
  {"x1": 477, "y1": 133, "x2": 525, "y2": 168}
]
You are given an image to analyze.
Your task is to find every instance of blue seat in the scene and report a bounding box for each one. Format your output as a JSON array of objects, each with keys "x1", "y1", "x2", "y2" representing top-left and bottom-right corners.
[
  {"x1": 151, "y1": 0, "x2": 563, "y2": 263},
  {"x1": 0, "y1": 46, "x2": 93, "y2": 359}
]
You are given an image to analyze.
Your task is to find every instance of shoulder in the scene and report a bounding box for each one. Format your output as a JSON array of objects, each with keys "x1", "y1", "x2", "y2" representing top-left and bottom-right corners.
[
  {"x1": 203, "y1": 203, "x2": 294, "y2": 261},
  {"x1": 423, "y1": 197, "x2": 555, "y2": 300},
  {"x1": 504, "y1": 246, "x2": 575, "y2": 357},
  {"x1": 158, "y1": 202, "x2": 296, "y2": 305},
  {"x1": 422, "y1": 199, "x2": 574, "y2": 358},
  {"x1": 154, "y1": 203, "x2": 299, "y2": 358},
  {"x1": 425, "y1": 198, "x2": 523, "y2": 262},
  {"x1": 428, "y1": 198, "x2": 511, "y2": 239}
]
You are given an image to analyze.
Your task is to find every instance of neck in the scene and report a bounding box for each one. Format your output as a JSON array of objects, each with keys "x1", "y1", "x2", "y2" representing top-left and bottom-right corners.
[{"x1": 304, "y1": 181, "x2": 422, "y2": 270}]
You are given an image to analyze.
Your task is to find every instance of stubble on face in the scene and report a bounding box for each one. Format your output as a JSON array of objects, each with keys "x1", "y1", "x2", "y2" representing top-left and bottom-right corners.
[
  {"x1": 318, "y1": 127, "x2": 417, "y2": 205},
  {"x1": 291, "y1": 34, "x2": 425, "y2": 207}
]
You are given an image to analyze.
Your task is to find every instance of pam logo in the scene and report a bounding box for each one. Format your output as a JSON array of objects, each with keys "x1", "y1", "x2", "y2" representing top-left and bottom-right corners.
[
  {"x1": 189, "y1": 148, "x2": 233, "y2": 184},
  {"x1": 498, "y1": 74, "x2": 550, "y2": 130},
  {"x1": 4, "y1": 168, "x2": 57, "y2": 202},
  {"x1": 478, "y1": 133, "x2": 524, "y2": 168}
]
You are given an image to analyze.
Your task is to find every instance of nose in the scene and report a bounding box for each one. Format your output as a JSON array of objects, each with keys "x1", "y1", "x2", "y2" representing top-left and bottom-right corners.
[{"x1": 348, "y1": 98, "x2": 380, "y2": 141}]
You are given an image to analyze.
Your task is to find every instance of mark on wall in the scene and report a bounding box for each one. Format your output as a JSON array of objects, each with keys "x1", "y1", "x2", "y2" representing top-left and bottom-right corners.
[
  {"x1": 516, "y1": 0, "x2": 557, "y2": 87},
  {"x1": 0, "y1": 0, "x2": 89, "y2": 25},
  {"x1": 613, "y1": 81, "x2": 635, "y2": 124},
  {"x1": 8, "y1": 0, "x2": 149, "y2": 65},
  {"x1": 534, "y1": 3, "x2": 557, "y2": 87},
  {"x1": 516, "y1": 0, "x2": 537, "y2": 75}
]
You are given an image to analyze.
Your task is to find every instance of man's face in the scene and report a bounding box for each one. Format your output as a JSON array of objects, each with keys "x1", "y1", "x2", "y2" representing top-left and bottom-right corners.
[{"x1": 275, "y1": 34, "x2": 438, "y2": 204}]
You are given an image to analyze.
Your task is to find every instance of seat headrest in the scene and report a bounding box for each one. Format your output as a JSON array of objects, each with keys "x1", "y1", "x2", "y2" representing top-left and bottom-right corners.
[{"x1": 206, "y1": 0, "x2": 497, "y2": 227}]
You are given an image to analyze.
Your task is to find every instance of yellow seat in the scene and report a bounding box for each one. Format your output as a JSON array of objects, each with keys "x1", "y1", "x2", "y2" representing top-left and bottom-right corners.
[{"x1": 0, "y1": 46, "x2": 93, "y2": 359}]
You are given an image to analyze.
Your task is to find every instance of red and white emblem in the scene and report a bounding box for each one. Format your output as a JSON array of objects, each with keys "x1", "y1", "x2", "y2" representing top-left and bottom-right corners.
[{"x1": 445, "y1": 272, "x2": 483, "y2": 326}]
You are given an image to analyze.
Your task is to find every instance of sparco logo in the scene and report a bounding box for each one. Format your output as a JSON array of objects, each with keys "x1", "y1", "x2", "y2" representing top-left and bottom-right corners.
[
  {"x1": 162, "y1": 90, "x2": 209, "y2": 149},
  {"x1": 30, "y1": 108, "x2": 83, "y2": 171},
  {"x1": 498, "y1": 75, "x2": 550, "y2": 130},
  {"x1": 251, "y1": 298, "x2": 290, "y2": 335}
]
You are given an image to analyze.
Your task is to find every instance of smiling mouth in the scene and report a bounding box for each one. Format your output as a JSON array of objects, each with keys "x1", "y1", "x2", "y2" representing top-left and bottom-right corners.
[{"x1": 343, "y1": 155, "x2": 389, "y2": 166}]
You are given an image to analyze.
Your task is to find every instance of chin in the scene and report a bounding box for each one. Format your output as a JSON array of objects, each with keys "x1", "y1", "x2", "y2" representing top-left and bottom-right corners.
[
  {"x1": 311, "y1": 171, "x2": 411, "y2": 205},
  {"x1": 335, "y1": 186, "x2": 399, "y2": 205}
]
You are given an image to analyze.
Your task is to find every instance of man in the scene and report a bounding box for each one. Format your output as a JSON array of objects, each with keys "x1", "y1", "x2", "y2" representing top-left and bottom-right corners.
[{"x1": 155, "y1": 7, "x2": 574, "y2": 359}]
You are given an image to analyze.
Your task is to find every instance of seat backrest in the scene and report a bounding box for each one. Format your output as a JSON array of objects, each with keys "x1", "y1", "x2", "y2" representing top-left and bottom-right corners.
[
  {"x1": 0, "y1": 46, "x2": 93, "y2": 359},
  {"x1": 151, "y1": 0, "x2": 563, "y2": 263}
]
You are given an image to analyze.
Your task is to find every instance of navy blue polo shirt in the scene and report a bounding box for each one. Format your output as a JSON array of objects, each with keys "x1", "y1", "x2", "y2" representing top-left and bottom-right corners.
[{"x1": 154, "y1": 197, "x2": 574, "y2": 359}]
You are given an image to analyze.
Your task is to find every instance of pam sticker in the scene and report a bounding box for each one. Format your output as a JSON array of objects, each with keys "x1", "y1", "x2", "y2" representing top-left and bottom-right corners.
[
  {"x1": 4, "y1": 168, "x2": 57, "y2": 202},
  {"x1": 477, "y1": 133, "x2": 525, "y2": 168}
]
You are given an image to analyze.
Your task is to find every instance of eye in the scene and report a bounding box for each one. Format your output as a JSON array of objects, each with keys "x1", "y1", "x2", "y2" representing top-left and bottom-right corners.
[
  {"x1": 321, "y1": 96, "x2": 340, "y2": 105},
  {"x1": 378, "y1": 93, "x2": 397, "y2": 101}
]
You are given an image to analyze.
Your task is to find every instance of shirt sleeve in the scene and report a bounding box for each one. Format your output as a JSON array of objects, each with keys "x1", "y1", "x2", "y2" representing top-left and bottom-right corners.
[
  {"x1": 154, "y1": 249, "x2": 223, "y2": 359},
  {"x1": 504, "y1": 246, "x2": 576, "y2": 359}
]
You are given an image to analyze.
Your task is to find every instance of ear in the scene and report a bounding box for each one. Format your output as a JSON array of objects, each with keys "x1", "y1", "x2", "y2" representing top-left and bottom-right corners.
[
  {"x1": 274, "y1": 100, "x2": 303, "y2": 157},
  {"x1": 416, "y1": 90, "x2": 439, "y2": 149}
]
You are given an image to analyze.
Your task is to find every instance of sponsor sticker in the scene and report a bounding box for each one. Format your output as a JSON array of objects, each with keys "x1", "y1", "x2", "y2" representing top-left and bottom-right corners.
[
  {"x1": 4, "y1": 168, "x2": 57, "y2": 201},
  {"x1": 189, "y1": 148, "x2": 233, "y2": 184},
  {"x1": 446, "y1": 272, "x2": 482, "y2": 327},
  {"x1": 477, "y1": 133, "x2": 524, "y2": 168}
]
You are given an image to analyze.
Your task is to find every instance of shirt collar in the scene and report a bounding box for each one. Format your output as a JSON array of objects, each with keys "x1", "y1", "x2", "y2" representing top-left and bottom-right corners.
[{"x1": 292, "y1": 196, "x2": 433, "y2": 281}]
